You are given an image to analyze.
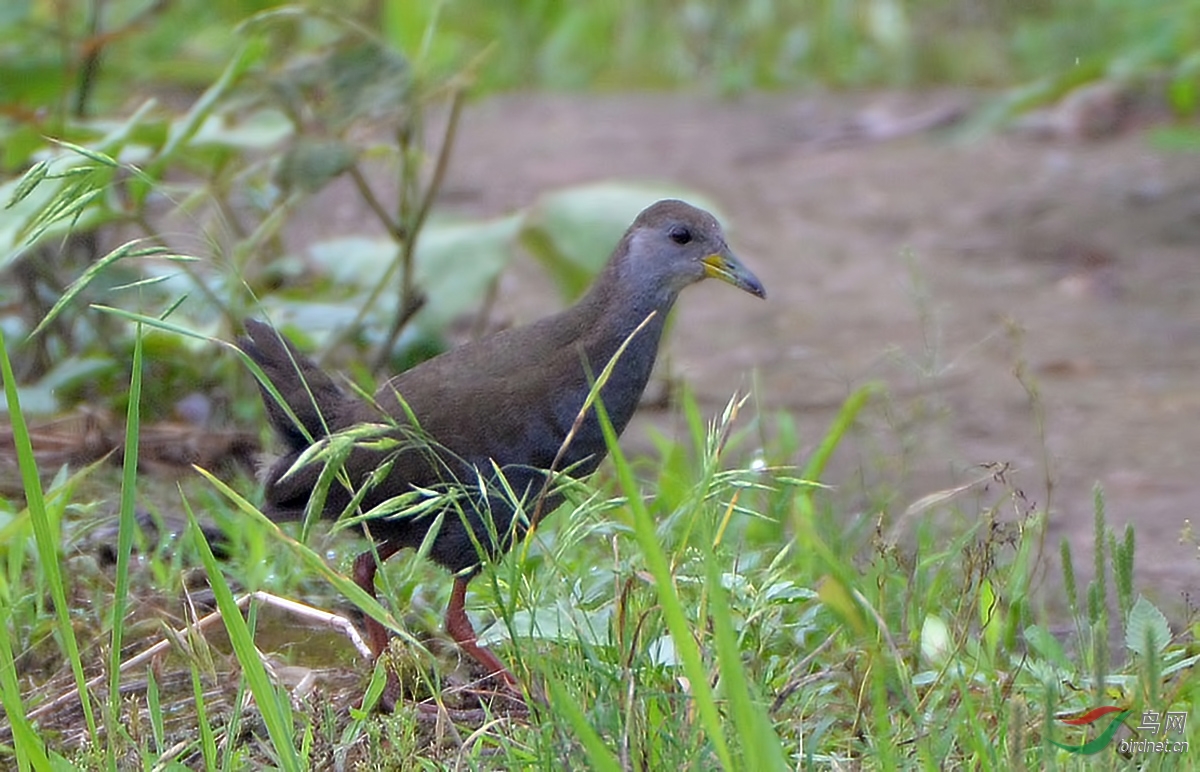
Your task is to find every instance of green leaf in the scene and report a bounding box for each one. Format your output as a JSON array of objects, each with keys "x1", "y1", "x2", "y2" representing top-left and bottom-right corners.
[
  {"x1": 381, "y1": 0, "x2": 437, "y2": 58},
  {"x1": 323, "y1": 39, "x2": 412, "y2": 128},
  {"x1": 646, "y1": 634, "x2": 680, "y2": 667},
  {"x1": 412, "y1": 214, "x2": 523, "y2": 331},
  {"x1": 0, "y1": 594, "x2": 54, "y2": 772},
  {"x1": 275, "y1": 138, "x2": 359, "y2": 193},
  {"x1": 0, "y1": 356, "x2": 118, "y2": 415},
  {"x1": 1022, "y1": 629, "x2": 1070, "y2": 672},
  {"x1": 191, "y1": 108, "x2": 293, "y2": 150},
  {"x1": 307, "y1": 213, "x2": 522, "y2": 338},
  {"x1": 477, "y1": 604, "x2": 612, "y2": 646},
  {"x1": 817, "y1": 575, "x2": 866, "y2": 636},
  {"x1": 0, "y1": 0, "x2": 32, "y2": 27},
  {"x1": 1125, "y1": 596, "x2": 1170, "y2": 657},
  {"x1": 157, "y1": 41, "x2": 262, "y2": 165},
  {"x1": 306, "y1": 236, "x2": 394, "y2": 288},
  {"x1": 107, "y1": 325, "x2": 143, "y2": 730},
  {"x1": 255, "y1": 33, "x2": 412, "y2": 132},
  {"x1": 590, "y1": 318, "x2": 735, "y2": 770},
  {"x1": 920, "y1": 614, "x2": 953, "y2": 665},
  {"x1": 708, "y1": 550, "x2": 788, "y2": 770}
]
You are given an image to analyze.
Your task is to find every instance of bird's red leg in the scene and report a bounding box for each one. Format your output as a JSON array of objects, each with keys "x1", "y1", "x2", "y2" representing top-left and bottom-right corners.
[
  {"x1": 445, "y1": 575, "x2": 520, "y2": 688},
  {"x1": 352, "y1": 541, "x2": 402, "y2": 659}
]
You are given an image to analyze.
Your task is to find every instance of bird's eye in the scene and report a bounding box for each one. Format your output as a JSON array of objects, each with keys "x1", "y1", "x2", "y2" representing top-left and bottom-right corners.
[{"x1": 669, "y1": 226, "x2": 692, "y2": 245}]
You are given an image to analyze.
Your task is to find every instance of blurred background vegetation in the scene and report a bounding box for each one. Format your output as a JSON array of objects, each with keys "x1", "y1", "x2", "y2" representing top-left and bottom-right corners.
[{"x1": 4, "y1": 0, "x2": 1200, "y2": 105}]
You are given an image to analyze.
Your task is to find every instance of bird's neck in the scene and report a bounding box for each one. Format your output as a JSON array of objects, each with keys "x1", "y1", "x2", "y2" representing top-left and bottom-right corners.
[
  {"x1": 573, "y1": 263, "x2": 675, "y2": 368},
  {"x1": 556, "y1": 264, "x2": 675, "y2": 438}
]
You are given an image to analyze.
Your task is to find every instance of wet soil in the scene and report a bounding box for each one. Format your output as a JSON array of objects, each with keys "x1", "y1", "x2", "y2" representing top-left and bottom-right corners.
[{"x1": 425, "y1": 92, "x2": 1200, "y2": 611}]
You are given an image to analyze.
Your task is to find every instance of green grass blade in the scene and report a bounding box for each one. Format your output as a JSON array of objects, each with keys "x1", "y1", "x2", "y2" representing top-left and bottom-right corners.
[
  {"x1": 94, "y1": 306, "x2": 330, "y2": 456},
  {"x1": 0, "y1": 600, "x2": 52, "y2": 771},
  {"x1": 792, "y1": 383, "x2": 877, "y2": 586},
  {"x1": 192, "y1": 467, "x2": 407, "y2": 646},
  {"x1": 28, "y1": 243, "x2": 186, "y2": 339},
  {"x1": 546, "y1": 678, "x2": 622, "y2": 771},
  {"x1": 594, "y1": 398, "x2": 734, "y2": 769},
  {"x1": 182, "y1": 494, "x2": 303, "y2": 772},
  {"x1": 156, "y1": 41, "x2": 261, "y2": 166},
  {"x1": 145, "y1": 669, "x2": 164, "y2": 756},
  {"x1": 90, "y1": 305, "x2": 216, "y2": 340},
  {"x1": 106, "y1": 323, "x2": 143, "y2": 736},
  {"x1": 189, "y1": 654, "x2": 219, "y2": 769},
  {"x1": 707, "y1": 555, "x2": 787, "y2": 770},
  {"x1": 0, "y1": 328, "x2": 98, "y2": 744},
  {"x1": 800, "y1": 382, "x2": 878, "y2": 481}
]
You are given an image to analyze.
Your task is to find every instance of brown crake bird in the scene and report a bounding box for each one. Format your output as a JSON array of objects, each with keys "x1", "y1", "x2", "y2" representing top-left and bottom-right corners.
[{"x1": 241, "y1": 199, "x2": 764, "y2": 696}]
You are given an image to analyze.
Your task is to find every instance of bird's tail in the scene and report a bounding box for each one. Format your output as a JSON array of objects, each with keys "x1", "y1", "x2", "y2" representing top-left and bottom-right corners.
[{"x1": 240, "y1": 319, "x2": 348, "y2": 454}]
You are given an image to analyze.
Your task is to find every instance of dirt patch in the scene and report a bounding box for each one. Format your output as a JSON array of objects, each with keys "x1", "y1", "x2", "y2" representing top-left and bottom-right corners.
[{"x1": 416, "y1": 92, "x2": 1197, "y2": 611}]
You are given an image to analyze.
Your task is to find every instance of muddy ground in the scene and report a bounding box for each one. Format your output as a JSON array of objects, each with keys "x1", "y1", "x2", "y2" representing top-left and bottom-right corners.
[{"x1": 300, "y1": 91, "x2": 1200, "y2": 614}]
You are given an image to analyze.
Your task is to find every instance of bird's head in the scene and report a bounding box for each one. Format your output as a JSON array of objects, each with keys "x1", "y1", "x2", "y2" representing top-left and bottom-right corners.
[{"x1": 620, "y1": 199, "x2": 765, "y2": 303}]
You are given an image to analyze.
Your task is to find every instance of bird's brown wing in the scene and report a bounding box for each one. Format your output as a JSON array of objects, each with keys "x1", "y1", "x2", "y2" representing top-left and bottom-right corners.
[{"x1": 373, "y1": 310, "x2": 596, "y2": 477}]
